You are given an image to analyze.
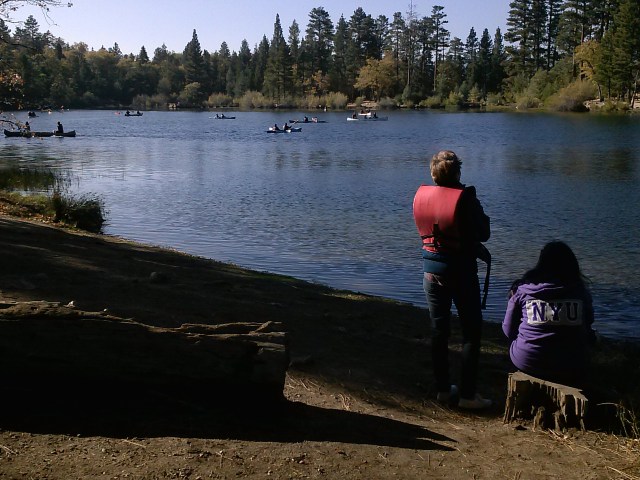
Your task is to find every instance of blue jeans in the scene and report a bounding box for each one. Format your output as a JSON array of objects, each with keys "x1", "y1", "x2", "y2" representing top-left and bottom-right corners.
[{"x1": 424, "y1": 268, "x2": 483, "y2": 400}]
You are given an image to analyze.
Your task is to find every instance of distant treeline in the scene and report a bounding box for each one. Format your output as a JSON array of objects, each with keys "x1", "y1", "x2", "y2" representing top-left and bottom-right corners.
[{"x1": 1, "y1": 1, "x2": 639, "y2": 111}]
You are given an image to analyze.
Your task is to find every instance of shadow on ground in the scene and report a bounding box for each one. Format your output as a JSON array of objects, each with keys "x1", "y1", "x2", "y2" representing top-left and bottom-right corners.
[{"x1": 0, "y1": 385, "x2": 455, "y2": 451}]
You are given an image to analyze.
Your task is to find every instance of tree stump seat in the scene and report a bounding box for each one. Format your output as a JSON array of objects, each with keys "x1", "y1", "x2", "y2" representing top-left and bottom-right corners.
[{"x1": 503, "y1": 371, "x2": 589, "y2": 431}]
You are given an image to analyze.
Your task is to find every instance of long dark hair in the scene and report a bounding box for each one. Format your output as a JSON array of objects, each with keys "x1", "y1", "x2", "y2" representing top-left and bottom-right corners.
[{"x1": 510, "y1": 241, "x2": 589, "y2": 292}]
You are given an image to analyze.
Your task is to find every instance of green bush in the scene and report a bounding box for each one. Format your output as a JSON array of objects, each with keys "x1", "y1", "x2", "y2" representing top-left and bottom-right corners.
[
  {"x1": 444, "y1": 91, "x2": 464, "y2": 108},
  {"x1": 419, "y1": 96, "x2": 443, "y2": 109},
  {"x1": 325, "y1": 92, "x2": 348, "y2": 110},
  {"x1": 595, "y1": 100, "x2": 630, "y2": 112},
  {"x1": 545, "y1": 80, "x2": 598, "y2": 112},
  {"x1": 485, "y1": 93, "x2": 505, "y2": 106},
  {"x1": 237, "y1": 91, "x2": 269, "y2": 109},
  {"x1": 515, "y1": 95, "x2": 542, "y2": 109},
  {"x1": 377, "y1": 97, "x2": 397, "y2": 109},
  {"x1": 206, "y1": 93, "x2": 234, "y2": 108},
  {"x1": 51, "y1": 191, "x2": 106, "y2": 233}
]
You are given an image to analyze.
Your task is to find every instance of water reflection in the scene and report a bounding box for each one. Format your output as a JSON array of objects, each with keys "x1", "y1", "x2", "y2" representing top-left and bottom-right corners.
[{"x1": 506, "y1": 147, "x2": 638, "y2": 179}]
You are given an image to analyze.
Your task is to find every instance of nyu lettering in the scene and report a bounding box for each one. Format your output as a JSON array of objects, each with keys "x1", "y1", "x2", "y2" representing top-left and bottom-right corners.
[{"x1": 526, "y1": 299, "x2": 583, "y2": 326}]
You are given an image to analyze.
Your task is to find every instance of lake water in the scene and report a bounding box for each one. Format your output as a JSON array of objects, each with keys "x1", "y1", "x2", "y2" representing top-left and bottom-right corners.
[{"x1": 2, "y1": 109, "x2": 639, "y2": 340}]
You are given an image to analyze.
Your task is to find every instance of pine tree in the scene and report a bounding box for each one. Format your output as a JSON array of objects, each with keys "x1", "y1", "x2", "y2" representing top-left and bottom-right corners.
[
  {"x1": 305, "y1": 7, "x2": 334, "y2": 76},
  {"x1": 373, "y1": 15, "x2": 391, "y2": 60},
  {"x1": 431, "y1": 5, "x2": 450, "y2": 92},
  {"x1": 138, "y1": 46, "x2": 149, "y2": 64},
  {"x1": 610, "y1": 0, "x2": 640, "y2": 102},
  {"x1": 465, "y1": 27, "x2": 480, "y2": 88},
  {"x1": 329, "y1": 15, "x2": 350, "y2": 94},
  {"x1": 506, "y1": 0, "x2": 535, "y2": 77},
  {"x1": 233, "y1": 39, "x2": 252, "y2": 97},
  {"x1": 182, "y1": 29, "x2": 205, "y2": 85},
  {"x1": 390, "y1": 12, "x2": 407, "y2": 91},
  {"x1": 489, "y1": 28, "x2": 507, "y2": 93},
  {"x1": 252, "y1": 35, "x2": 269, "y2": 92},
  {"x1": 413, "y1": 16, "x2": 435, "y2": 98},
  {"x1": 217, "y1": 42, "x2": 231, "y2": 94},
  {"x1": 288, "y1": 20, "x2": 302, "y2": 96},
  {"x1": 263, "y1": 14, "x2": 292, "y2": 101},
  {"x1": 545, "y1": 0, "x2": 562, "y2": 69},
  {"x1": 478, "y1": 28, "x2": 494, "y2": 95},
  {"x1": 530, "y1": 0, "x2": 548, "y2": 69},
  {"x1": 13, "y1": 15, "x2": 46, "y2": 52}
]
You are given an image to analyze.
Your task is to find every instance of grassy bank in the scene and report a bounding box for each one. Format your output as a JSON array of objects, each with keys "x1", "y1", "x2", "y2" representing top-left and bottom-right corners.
[{"x1": 0, "y1": 189, "x2": 105, "y2": 232}]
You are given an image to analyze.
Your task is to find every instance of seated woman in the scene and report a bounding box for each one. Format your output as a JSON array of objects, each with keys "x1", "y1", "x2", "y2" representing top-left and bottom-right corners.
[{"x1": 502, "y1": 241, "x2": 596, "y2": 387}]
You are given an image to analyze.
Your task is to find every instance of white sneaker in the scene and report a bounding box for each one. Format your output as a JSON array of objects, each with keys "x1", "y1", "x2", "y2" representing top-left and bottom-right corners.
[
  {"x1": 436, "y1": 384, "x2": 459, "y2": 403},
  {"x1": 458, "y1": 394, "x2": 492, "y2": 410}
]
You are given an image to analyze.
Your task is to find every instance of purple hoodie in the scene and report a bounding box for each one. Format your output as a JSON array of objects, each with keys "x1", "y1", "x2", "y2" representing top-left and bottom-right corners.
[{"x1": 502, "y1": 281, "x2": 595, "y2": 385}]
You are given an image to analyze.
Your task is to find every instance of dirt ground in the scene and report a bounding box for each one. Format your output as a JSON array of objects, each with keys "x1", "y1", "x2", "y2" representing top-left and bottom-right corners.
[{"x1": 0, "y1": 215, "x2": 638, "y2": 479}]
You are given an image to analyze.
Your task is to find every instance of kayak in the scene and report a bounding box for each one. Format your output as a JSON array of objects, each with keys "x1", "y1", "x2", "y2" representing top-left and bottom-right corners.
[{"x1": 211, "y1": 115, "x2": 236, "y2": 119}]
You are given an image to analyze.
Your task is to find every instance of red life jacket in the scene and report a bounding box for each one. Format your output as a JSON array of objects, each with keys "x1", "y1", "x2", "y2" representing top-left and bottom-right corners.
[{"x1": 413, "y1": 185, "x2": 464, "y2": 254}]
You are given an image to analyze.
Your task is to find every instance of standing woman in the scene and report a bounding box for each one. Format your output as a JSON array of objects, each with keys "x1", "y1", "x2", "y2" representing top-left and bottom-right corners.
[
  {"x1": 413, "y1": 150, "x2": 492, "y2": 409},
  {"x1": 502, "y1": 241, "x2": 596, "y2": 387}
]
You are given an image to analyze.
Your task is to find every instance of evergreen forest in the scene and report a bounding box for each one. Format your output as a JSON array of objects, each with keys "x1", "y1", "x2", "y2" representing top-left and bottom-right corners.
[{"x1": 1, "y1": 0, "x2": 639, "y2": 112}]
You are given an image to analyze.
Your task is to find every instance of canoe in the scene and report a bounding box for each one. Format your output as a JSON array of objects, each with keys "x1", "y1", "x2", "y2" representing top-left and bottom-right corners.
[
  {"x1": 267, "y1": 127, "x2": 302, "y2": 133},
  {"x1": 289, "y1": 118, "x2": 326, "y2": 124},
  {"x1": 4, "y1": 129, "x2": 76, "y2": 137},
  {"x1": 211, "y1": 115, "x2": 236, "y2": 119},
  {"x1": 347, "y1": 115, "x2": 388, "y2": 121},
  {"x1": 124, "y1": 112, "x2": 143, "y2": 116}
]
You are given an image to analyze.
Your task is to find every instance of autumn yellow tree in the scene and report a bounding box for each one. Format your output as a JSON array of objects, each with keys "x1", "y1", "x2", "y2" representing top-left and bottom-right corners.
[
  {"x1": 574, "y1": 39, "x2": 602, "y2": 98},
  {"x1": 354, "y1": 54, "x2": 395, "y2": 101}
]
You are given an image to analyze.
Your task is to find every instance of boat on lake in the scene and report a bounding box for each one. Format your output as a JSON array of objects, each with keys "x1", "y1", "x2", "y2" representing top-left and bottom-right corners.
[
  {"x1": 347, "y1": 112, "x2": 388, "y2": 121},
  {"x1": 289, "y1": 117, "x2": 326, "y2": 124},
  {"x1": 4, "y1": 129, "x2": 76, "y2": 137},
  {"x1": 212, "y1": 114, "x2": 236, "y2": 119},
  {"x1": 124, "y1": 111, "x2": 143, "y2": 117},
  {"x1": 267, "y1": 126, "x2": 302, "y2": 133}
]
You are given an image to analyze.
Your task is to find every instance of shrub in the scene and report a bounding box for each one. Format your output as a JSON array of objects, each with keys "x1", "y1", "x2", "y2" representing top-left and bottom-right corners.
[
  {"x1": 377, "y1": 97, "x2": 397, "y2": 109},
  {"x1": 178, "y1": 82, "x2": 206, "y2": 108},
  {"x1": 51, "y1": 191, "x2": 106, "y2": 233},
  {"x1": 148, "y1": 93, "x2": 169, "y2": 109},
  {"x1": 486, "y1": 93, "x2": 505, "y2": 106},
  {"x1": 274, "y1": 96, "x2": 296, "y2": 109},
  {"x1": 594, "y1": 100, "x2": 630, "y2": 112},
  {"x1": 237, "y1": 91, "x2": 269, "y2": 109},
  {"x1": 444, "y1": 91, "x2": 464, "y2": 108},
  {"x1": 546, "y1": 80, "x2": 598, "y2": 112},
  {"x1": 403, "y1": 99, "x2": 415, "y2": 109},
  {"x1": 206, "y1": 93, "x2": 234, "y2": 108},
  {"x1": 515, "y1": 95, "x2": 542, "y2": 109},
  {"x1": 325, "y1": 92, "x2": 348, "y2": 110},
  {"x1": 419, "y1": 96, "x2": 443, "y2": 109}
]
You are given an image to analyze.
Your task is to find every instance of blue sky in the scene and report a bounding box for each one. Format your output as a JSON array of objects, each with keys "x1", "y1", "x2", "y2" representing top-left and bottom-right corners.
[{"x1": 17, "y1": 1, "x2": 510, "y2": 55}]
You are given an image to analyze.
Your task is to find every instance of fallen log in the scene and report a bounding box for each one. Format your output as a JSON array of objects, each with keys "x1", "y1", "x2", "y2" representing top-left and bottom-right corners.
[
  {"x1": 0, "y1": 301, "x2": 289, "y2": 408},
  {"x1": 503, "y1": 371, "x2": 588, "y2": 431}
]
